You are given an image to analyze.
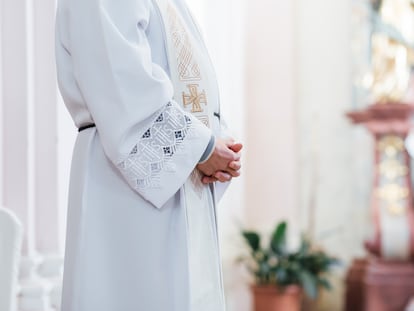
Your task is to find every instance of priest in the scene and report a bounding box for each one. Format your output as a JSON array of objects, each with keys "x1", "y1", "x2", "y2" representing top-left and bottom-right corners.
[{"x1": 55, "y1": 0, "x2": 242, "y2": 310}]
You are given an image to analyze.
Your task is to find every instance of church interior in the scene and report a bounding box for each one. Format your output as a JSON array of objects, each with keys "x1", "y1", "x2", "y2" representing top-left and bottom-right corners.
[{"x1": 2, "y1": 0, "x2": 414, "y2": 310}]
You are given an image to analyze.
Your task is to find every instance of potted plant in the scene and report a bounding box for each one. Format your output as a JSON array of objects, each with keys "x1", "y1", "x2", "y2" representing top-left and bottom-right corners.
[{"x1": 240, "y1": 221, "x2": 338, "y2": 311}]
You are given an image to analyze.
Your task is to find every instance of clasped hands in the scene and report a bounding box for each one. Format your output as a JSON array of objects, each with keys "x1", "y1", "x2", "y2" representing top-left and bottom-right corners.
[{"x1": 196, "y1": 138, "x2": 243, "y2": 184}]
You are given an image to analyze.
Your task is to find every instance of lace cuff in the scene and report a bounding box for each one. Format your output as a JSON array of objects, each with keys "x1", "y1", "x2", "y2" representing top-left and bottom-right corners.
[{"x1": 117, "y1": 101, "x2": 211, "y2": 208}]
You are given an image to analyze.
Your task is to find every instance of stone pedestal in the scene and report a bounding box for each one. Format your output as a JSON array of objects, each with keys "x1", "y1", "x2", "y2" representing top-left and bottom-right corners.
[
  {"x1": 345, "y1": 259, "x2": 414, "y2": 311},
  {"x1": 364, "y1": 260, "x2": 414, "y2": 311}
]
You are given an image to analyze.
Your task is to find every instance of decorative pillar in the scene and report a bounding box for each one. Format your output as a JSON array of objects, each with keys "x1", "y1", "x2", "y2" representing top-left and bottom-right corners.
[
  {"x1": 346, "y1": 103, "x2": 414, "y2": 310},
  {"x1": 348, "y1": 103, "x2": 414, "y2": 259}
]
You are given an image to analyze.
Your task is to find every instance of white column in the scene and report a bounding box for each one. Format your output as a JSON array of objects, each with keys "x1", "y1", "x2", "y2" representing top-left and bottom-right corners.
[
  {"x1": 1, "y1": 0, "x2": 36, "y2": 256},
  {"x1": 32, "y1": 0, "x2": 60, "y2": 254}
]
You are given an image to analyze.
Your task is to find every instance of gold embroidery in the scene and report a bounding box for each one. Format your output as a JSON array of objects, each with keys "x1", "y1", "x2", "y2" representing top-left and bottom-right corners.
[
  {"x1": 167, "y1": 5, "x2": 201, "y2": 81},
  {"x1": 165, "y1": 4, "x2": 214, "y2": 191},
  {"x1": 183, "y1": 84, "x2": 207, "y2": 113}
]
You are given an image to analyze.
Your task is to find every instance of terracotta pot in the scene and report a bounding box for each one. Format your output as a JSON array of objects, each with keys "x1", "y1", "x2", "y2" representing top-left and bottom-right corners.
[
  {"x1": 344, "y1": 258, "x2": 368, "y2": 311},
  {"x1": 252, "y1": 284, "x2": 303, "y2": 311}
]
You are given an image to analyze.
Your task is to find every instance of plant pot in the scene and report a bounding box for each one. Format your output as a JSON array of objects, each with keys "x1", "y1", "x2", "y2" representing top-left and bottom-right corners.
[{"x1": 252, "y1": 284, "x2": 303, "y2": 311}]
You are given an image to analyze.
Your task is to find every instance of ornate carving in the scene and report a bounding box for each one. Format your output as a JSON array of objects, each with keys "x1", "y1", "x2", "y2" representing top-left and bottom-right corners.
[
  {"x1": 378, "y1": 135, "x2": 405, "y2": 157},
  {"x1": 376, "y1": 135, "x2": 410, "y2": 217},
  {"x1": 379, "y1": 159, "x2": 408, "y2": 179}
]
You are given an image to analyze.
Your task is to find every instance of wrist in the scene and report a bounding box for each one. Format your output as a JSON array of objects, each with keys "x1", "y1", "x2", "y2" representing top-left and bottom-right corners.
[{"x1": 198, "y1": 135, "x2": 216, "y2": 164}]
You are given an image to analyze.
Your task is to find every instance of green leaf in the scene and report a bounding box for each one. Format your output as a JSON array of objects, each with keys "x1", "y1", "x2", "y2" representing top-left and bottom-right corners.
[
  {"x1": 242, "y1": 231, "x2": 261, "y2": 252},
  {"x1": 299, "y1": 270, "x2": 318, "y2": 299},
  {"x1": 318, "y1": 277, "x2": 332, "y2": 290},
  {"x1": 271, "y1": 222, "x2": 287, "y2": 255},
  {"x1": 298, "y1": 238, "x2": 310, "y2": 255},
  {"x1": 275, "y1": 267, "x2": 288, "y2": 284}
]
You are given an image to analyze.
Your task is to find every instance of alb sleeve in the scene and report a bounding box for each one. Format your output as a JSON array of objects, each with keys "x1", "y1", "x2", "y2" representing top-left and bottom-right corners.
[{"x1": 66, "y1": 0, "x2": 212, "y2": 208}]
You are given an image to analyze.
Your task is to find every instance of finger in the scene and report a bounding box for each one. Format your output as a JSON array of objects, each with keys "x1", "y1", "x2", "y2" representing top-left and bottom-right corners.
[
  {"x1": 229, "y1": 160, "x2": 241, "y2": 171},
  {"x1": 226, "y1": 169, "x2": 240, "y2": 178},
  {"x1": 229, "y1": 143, "x2": 243, "y2": 153},
  {"x1": 232, "y1": 153, "x2": 241, "y2": 161},
  {"x1": 219, "y1": 167, "x2": 240, "y2": 178},
  {"x1": 214, "y1": 171, "x2": 233, "y2": 182}
]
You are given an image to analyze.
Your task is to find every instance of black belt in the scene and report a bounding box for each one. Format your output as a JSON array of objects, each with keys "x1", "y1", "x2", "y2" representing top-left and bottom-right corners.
[
  {"x1": 78, "y1": 123, "x2": 96, "y2": 132},
  {"x1": 78, "y1": 112, "x2": 219, "y2": 133}
]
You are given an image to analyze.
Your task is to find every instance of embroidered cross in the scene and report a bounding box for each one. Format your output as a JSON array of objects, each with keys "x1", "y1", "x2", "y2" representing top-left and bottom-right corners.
[{"x1": 182, "y1": 84, "x2": 207, "y2": 113}]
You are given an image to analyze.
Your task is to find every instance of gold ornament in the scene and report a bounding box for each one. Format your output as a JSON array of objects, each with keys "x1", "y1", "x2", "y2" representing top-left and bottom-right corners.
[
  {"x1": 379, "y1": 159, "x2": 408, "y2": 179},
  {"x1": 378, "y1": 135, "x2": 404, "y2": 157}
]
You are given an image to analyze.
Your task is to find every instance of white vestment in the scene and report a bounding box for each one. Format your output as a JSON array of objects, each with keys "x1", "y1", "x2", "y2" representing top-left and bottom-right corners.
[{"x1": 55, "y1": 0, "x2": 228, "y2": 310}]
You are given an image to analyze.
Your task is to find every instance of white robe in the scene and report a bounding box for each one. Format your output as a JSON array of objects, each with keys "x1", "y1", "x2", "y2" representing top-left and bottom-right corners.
[{"x1": 55, "y1": 0, "x2": 228, "y2": 310}]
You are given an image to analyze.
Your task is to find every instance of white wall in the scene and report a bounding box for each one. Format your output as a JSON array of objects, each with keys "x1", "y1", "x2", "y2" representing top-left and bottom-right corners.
[
  {"x1": 295, "y1": 0, "x2": 362, "y2": 258},
  {"x1": 295, "y1": 0, "x2": 372, "y2": 309},
  {"x1": 191, "y1": 0, "x2": 300, "y2": 310},
  {"x1": 206, "y1": 0, "x2": 367, "y2": 310},
  {"x1": 244, "y1": 0, "x2": 298, "y2": 230}
]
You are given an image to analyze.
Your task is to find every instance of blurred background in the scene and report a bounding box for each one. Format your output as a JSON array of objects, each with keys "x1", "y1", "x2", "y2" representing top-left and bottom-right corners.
[{"x1": 3, "y1": 0, "x2": 414, "y2": 310}]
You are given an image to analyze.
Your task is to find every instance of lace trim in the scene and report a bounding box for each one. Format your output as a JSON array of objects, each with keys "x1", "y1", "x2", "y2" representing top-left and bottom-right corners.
[{"x1": 117, "y1": 102, "x2": 192, "y2": 190}]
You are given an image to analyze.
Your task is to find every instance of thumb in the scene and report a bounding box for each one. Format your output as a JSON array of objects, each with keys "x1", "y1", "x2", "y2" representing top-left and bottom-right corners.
[{"x1": 229, "y1": 143, "x2": 243, "y2": 153}]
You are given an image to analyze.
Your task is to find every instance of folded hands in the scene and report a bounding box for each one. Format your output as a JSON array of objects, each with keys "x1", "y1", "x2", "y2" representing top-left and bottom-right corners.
[{"x1": 196, "y1": 138, "x2": 243, "y2": 184}]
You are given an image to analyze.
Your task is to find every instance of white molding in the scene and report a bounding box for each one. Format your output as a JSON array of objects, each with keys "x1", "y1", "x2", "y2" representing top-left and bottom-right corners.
[{"x1": 25, "y1": 0, "x2": 37, "y2": 259}]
